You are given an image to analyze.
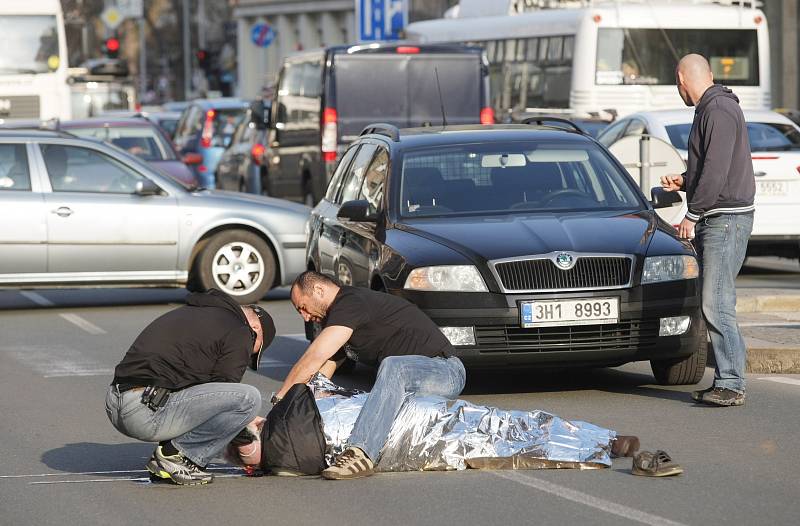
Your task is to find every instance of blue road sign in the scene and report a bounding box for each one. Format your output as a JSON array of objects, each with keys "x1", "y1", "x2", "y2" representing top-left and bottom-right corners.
[
  {"x1": 356, "y1": 0, "x2": 408, "y2": 42},
  {"x1": 250, "y1": 23, "x2": 275, "y2": 48}
]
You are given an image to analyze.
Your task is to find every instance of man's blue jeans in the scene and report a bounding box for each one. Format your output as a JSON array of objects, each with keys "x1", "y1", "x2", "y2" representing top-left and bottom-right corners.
[
  {"x1": 105, "y1": 382, "x2": 261, "y2": 467},
  {"x1": 348, "y1": 355, "x2": 466, "y2": 462},
  {"x1": 695, "y1": 212, "x2": 754, "y2": 393}
]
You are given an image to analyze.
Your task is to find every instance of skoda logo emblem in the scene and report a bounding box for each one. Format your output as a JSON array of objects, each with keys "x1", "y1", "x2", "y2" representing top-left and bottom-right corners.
[{"x1": 555, "y1": 252, "x2": 574, "y2": 269}]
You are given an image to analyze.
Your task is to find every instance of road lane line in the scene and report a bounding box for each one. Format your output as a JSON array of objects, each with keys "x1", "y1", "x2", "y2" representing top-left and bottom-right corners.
[
  {"x1": 29, "y1": 473, "x2": 247, "y2": 485},
  {"x1": 755, "y1": 376, "x2": 800, "y2": 386},
  {"x1": 740, "y1": 322, "x2": 800, "y2": 327},
  {"x1": 281, "y1": 333, "x2": 308, "y2": 341},
  {"x1": 0, "y1": 466, "x2": 242, "y2": 479},
  {"x1": 19, "y1": 291, "x2": 55, "y2": 307},
  {"x1": 59, "y1": 313, "x2": 107, "y2": 335},
  {"x1": 491, "y1": 471, "x2": 688, "y2": 526},
  {"x1": 5, "y1": 346, "x2": 114, "y2": 377}
]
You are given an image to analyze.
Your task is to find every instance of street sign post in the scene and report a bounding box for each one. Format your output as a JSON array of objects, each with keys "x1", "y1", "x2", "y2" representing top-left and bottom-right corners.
[
  {"x1": 250, "y1": 23, "x2": 275, "y2": 48},
  {"x1": 356, "y1": 0, "x2": 408, "y2": 42}
]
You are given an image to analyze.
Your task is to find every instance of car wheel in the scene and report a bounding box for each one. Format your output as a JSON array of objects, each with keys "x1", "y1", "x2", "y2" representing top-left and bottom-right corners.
[
  {"x1": 196, "y1": 229, "x2": 276, "y2": 304},
  {"x1": 650, "y1": 319, "x2": 708, "y2": 385}
]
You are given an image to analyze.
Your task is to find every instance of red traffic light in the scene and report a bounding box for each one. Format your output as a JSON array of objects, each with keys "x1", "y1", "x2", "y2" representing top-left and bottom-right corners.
[
  {"x1": 105, "y1": 38, "x2": 120, "y2": 52},
  {"x1": 196, "y1": 50, "x2": 207, "y2": 60}
]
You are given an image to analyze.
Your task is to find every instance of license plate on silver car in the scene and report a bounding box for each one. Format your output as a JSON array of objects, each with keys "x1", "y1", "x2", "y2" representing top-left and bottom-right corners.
[{"x1": 520, "y1": 298, "x2": 620, "y2": 328}]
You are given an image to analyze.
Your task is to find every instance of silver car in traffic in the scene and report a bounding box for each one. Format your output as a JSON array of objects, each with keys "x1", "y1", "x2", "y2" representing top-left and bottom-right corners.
[{"x1": 0, "y1": 130, "x2": 310, "y2": 303}]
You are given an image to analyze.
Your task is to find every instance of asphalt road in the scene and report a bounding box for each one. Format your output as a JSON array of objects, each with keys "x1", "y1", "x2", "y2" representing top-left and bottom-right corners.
[{"x1": 1, "y1": 258, "x2": 798, "y2": 526}]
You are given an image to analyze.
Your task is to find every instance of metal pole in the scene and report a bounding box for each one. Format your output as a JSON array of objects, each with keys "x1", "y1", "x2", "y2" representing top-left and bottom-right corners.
[
  {"x1": 182, "y1": 0, "x2": 191, "y2": 99},
  {"x1": 139, "y1": 17, "x2": 147, "y2": 102},
  {"x1": 639, "y1": 135, "x2": 650, "y2": 190},
  {"x1": 198, "y1": 0, "x2": 206, "y2": 49}
]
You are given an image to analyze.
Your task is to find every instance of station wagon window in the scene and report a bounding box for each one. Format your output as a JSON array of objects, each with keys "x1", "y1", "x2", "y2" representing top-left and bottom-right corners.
[
  {"x1": 337, "y1": 143, "x2": 376, "y2": 204},
  {"x1": 360, "y1": 148, "x2": 389, "y2": 215},
  {"x1": 41, "y1": 144, "x2": 145, "y2": 194},
  {"x1": 325, "y1": 145, "x2": 360, "y2": 201},
  {"x1": 0, "y1": 144, "x2": 31, "y2": 191}
]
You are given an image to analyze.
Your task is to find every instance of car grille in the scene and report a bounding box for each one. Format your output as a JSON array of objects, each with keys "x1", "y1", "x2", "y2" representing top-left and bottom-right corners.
[
  {"x1": 493, "y1": 256, "x2": 633, "y2": 292},
  {"x1": 474, "y1": 319, "x2": 660, "y2": 353}
]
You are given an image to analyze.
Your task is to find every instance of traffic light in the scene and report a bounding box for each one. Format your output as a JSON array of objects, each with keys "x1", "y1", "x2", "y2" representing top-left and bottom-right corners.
[
  {"x1": 196, "y1": 49, "x2": 210, "y2": 71},
  {"x1": 103, "y1": 37, "x2": 120, "y2": 59}
]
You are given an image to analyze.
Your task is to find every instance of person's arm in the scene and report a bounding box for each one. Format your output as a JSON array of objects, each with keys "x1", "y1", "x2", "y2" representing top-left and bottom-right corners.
[
  {"x1": 276, "y1": 325, "x2": 353, "y2": 398},
  {"x1": 685, "y1": 109, "x2": 737, "y2": 222}
]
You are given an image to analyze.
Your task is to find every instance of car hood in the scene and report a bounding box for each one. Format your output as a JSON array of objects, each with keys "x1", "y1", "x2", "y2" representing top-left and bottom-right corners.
[
  {"x1": 398, "y1": 211, "x2": 659, "y2": 262},
  {"x1": 188, "y1": 189, "x2": 312, "y2": 215},
  {"x1": 150, "y1": 160, "x2": 197, "y2": 186}
]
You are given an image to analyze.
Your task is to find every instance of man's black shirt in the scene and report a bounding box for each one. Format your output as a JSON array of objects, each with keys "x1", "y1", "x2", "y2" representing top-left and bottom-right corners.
[
  {"x1": 112, "y1": 289, "x2": 254, "y2": 390},
  {"x1": 324, "y1": 286, "x2": 453, "y2": 364}
]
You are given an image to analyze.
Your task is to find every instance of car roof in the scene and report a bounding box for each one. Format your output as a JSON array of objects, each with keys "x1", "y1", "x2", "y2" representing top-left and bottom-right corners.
[
  {"x1": 0, "y1": 129, "x2": 74, "y2": 139},
  {"x1": 363, "y1": 124, "x2": 595, "y2": 149},
  {"x1": 60, "y1": 117, "x2": 155, "y2": 128},
  {"x1": 189, "y1": 98, "x2": 249, "y2": 110},
  {"x1": 624, "y1": 108, "x2": 796, "y2": 126},
  {"x1": 286, "y1": 41, "x2": 483, "y2": 61}
]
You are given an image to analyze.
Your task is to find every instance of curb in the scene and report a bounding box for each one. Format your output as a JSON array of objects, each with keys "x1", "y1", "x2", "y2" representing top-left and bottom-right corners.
[{"x1": 736, "y1": 294, "x2": 800, "y2": 314}]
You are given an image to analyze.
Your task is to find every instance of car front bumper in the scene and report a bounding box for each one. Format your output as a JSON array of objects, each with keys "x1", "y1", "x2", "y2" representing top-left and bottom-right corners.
[{"x1": 393, "y1": 280, "x2": 702, "y2": 368}]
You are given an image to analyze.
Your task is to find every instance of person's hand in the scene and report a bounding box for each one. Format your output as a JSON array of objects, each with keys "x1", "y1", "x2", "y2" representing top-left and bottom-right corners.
[
  {"x1": 660, "y1": 174, "x2": 684, "y2": 192},
  {"x1": 678, "y1": 217, "x2": 696, "y2": 239}
]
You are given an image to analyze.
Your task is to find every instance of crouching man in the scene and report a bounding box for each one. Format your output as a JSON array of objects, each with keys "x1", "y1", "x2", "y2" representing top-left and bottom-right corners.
[
  {"x1": 276, "y1": 271, "x2": 466, "y2": 480},
  {"x1": 105, "y1": 289, "x2": 275, "y2": 485}
]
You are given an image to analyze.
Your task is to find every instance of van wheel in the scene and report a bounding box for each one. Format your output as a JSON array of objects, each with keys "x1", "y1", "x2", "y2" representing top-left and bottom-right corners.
[
  {"x1": 650, "y1": 320, "x2": 708, "y2": 385},
  {"x1": 196, "y1": 229, "x2": 276, "y2": 304}
]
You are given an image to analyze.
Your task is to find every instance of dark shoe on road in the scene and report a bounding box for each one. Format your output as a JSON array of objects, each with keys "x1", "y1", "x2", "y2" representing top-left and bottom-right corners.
[
  {"x1": 690, "y1": 386, "x2": 715, "y2": 402},
  {"x1": 632, "y1": 450, "x2": 683, "y2": 477},
  {"x1": 611, "y1": 435, "x2": 641, "y2": 458},
  {"x1": 154, "y1": 446, "x2": 214, "y2": 485},
  {"x1": 321, "y1": 447, "x2": 374, "y2": 480},
  {"x1": 694, "y1": 387, "x2": 745, "y2": 407},
  {"x1": 146, "y1": 451, "x2": 170, "y2": 480}
]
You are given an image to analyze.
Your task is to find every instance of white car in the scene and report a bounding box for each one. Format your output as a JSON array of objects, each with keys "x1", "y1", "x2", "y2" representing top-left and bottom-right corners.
[{"x1": 598, "y1": 109, "x2": 800, "y2": 260}]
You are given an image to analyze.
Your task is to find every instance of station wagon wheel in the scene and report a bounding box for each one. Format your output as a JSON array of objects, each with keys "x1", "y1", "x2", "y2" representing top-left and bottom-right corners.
[
  {"x1": 650, "y1": 319, "x2": 708, "y2": 385},
  {"x1": 196, "y1": 229, "x2": 276, "y2": 304}
]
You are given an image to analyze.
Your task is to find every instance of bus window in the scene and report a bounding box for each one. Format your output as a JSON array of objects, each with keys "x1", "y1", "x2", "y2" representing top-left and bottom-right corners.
[
  {"x1": 526, "y1": 38, "x2": 538, "y2": 61},
  {"x1": 505, "y1": 39, "x2": 517, "y2": 63}
]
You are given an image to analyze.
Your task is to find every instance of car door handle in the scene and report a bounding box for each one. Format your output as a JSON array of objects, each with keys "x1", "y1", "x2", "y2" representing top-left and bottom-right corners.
[
  {"x1": 754, "y1": 171, "x2": 767, "y2": 177},
  {"x1": 339, "y1": 232, "x2": 347, "y2": 247},
  {"x1": 51, "y1": 206, "x2": 73, "y2": 217}
]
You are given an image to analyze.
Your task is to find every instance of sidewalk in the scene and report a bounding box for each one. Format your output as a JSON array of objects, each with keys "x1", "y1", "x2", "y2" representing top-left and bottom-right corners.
[{"x1": 735, "y1": 290, "x2": 800, "y2": 374}]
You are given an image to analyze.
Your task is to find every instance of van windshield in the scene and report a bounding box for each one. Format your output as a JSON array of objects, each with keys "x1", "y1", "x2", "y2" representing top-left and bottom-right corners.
[
  {"x1": 335, "y1": 53, "x2": 482, "y2": 139},
  {"x1": 0, "y1": 15, "x2": 60, "y2": 75}
]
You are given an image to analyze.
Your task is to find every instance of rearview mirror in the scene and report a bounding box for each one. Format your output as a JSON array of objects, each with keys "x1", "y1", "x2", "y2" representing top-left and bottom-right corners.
[
  {"x1": 651, "y1": 187, "x2": 682, "y2": 209},
  {"x1": 337, "y1": 199, "x2": 376, "y2": 222},
  {"x1": 135, "y1": 179, "x2": 161, "y2": 196}
]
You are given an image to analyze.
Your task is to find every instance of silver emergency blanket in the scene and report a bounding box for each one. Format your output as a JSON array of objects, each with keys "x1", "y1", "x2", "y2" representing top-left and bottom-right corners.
[{"x1": 308, "y1": 373, "x2": 615, "y2": 472}]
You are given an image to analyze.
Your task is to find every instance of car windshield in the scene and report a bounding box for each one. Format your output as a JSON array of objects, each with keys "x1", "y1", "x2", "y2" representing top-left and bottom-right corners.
[
  {"x1": 67, "y1": 126, "x2": 175, "y2": 161},
  {"x1": 665, "y1": 122, "x2": 800, "y2": 152},
  {"x1": 399, "y1": 142, "x2": 644, "y2": 218},
  {"x1": 0, "y1": 16, "x2": 60, "y2": 75}
]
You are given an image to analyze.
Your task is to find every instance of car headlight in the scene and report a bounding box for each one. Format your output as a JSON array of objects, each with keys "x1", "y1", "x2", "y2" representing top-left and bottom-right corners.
[
  {"x1": 641, "y1": 255, "x2": 699, "y2": 284},
  {"x1": 404, "y1": 265, "x2": 488, "y2": 292}
]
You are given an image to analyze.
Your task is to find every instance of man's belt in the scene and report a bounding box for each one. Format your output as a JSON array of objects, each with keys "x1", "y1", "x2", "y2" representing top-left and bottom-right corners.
[{"x1": 117, "y1": 383, "x2": 146, "y2": 393}]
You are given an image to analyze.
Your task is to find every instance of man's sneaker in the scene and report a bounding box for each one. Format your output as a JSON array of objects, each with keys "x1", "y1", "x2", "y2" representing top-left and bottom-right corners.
[
  {"x1": 696, "y1": 387, "x2": 745, "y2": 407},
  {"x1": 145, "y1": 451, "x2": 170, "y2": 481},
  {"x1": 154, "y1": 446, "x2": 214, "y2": 485},
  {"x1": 690, "y1": 386, "x2": 715, "y2": 402},
  {"x1": 321, "y1": 447, "x2": 374, "y2": 480}
]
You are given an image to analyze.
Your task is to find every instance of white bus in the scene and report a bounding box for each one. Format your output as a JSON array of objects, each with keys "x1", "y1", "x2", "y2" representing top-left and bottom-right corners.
[
  {"x1": 0, "y1": 0, "x2": 71, "y2": 122},
  {"x1": 406, "y1": 0, "x2": 770, "y2": 121}
]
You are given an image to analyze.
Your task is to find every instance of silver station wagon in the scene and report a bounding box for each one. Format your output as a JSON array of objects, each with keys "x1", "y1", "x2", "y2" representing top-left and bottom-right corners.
[{"x1": 0, "y1": 130, "x2": 309, "y2": 303}]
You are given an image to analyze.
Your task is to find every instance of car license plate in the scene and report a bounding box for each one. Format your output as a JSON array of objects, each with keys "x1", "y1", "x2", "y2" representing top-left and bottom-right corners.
[
  {"x1": 757, "y1": 181, "x2": 788, "y2": 197},
  {"x1": 520, "y1": 298, "x2": 619, "y2": 328}
]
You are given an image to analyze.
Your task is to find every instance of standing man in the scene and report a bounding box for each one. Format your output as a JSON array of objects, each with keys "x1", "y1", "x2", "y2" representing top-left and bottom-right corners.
[
  {"x1": 277, "y1": 271, "x2": 466, "y2": 480},
  {"x1": 105, "y1": 289, "x2": 276, "y2": 485},
  {"x1": 661, "y1": 54, "x2": 755, "y2": 406}
]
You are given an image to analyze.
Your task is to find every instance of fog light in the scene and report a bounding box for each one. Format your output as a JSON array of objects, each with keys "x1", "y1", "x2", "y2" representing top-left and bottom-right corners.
[
  {"x1": 440, "y1": 326, "x2": 475, "y2": 346},
  {"x1": 659, "y1": 316, "x2": 691, "y2": 336}
]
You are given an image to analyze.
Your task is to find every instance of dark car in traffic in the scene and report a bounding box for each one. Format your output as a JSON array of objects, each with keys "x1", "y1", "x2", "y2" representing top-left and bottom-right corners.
[
  {"x1": 60, "y1": 117, "x2": 197, "y2": 187},
  {"x1": 265, "y1": 42, "x2": 493, "y2": 205},
  {"x1": 305, "y1": 121, "x2": 705, "y2": 385},
  {"x1": 216, "y1": 101, "x2": 270, "y2": 194}
]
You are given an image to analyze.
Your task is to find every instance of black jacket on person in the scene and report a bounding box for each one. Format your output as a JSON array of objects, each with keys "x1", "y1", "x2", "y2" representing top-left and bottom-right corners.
[
  {"x1": 112, "y1": 289, "x2": 255, "y2": 390},
  {"x1": 683, "y1": 84, "x2": 755, "y2": 222}
]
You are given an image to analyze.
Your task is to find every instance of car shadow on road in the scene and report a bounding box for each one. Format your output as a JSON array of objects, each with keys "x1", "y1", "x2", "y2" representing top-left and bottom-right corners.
[{"x1": 41, "y1": 442, "x2": 156, "y2": 476}]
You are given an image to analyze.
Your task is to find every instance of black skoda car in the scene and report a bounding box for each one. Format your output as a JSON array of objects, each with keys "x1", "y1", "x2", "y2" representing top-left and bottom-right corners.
[{"x1": 305, "y1": 121, "x2": 705, "y2": 385}]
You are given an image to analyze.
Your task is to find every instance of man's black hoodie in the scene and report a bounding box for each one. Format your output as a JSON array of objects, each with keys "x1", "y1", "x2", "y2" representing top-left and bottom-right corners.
[
  {"x1": 113, "y1": 289, "x2": 254, "y2": 390},
  {"x1": 683, "y1": 84, "x2": 755, "y2": 221}
]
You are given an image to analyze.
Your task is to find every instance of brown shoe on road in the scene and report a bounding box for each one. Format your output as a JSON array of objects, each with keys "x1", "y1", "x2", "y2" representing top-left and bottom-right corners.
[{"x1": 321, "y1": 447, "x2": 374, "y2": 480}]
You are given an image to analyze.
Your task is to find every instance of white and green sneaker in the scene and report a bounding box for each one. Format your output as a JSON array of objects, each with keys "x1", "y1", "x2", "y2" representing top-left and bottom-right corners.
[{"x1": 153, "y1": 446, "x2": 214, "y2": 485}]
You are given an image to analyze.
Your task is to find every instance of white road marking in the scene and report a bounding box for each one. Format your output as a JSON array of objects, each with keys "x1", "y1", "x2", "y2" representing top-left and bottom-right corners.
[
  {"x1": 739, "y1": 322, "x2": 800, "y2": 327},
  {"x1": 755, "y1": 376, "x2": 800, "y2": 387},
  {"x1": 281, "y1": 333, "x2": 308, "y2": 341},
  {"x1": 5, "y1": 346, "x2": 114, "y2": 377},
  {"x1": 19, "y1": 291, "x2": 55, "y2": 307},
  {"x1": 0, "y1": 466, "x2": 241, "y2": 479},
  {"x1": 29, "y1": 473, "x2": 247, "y2": 485},
  {"x1": 59, "y1": 313, "x2": 107, "y2": 335},
  {"x1": 257, "y1": 358, "x2": 292, "y2": 367},
  {"x1": 491, "y1": 471, "x2": 688, "y2": 526}
]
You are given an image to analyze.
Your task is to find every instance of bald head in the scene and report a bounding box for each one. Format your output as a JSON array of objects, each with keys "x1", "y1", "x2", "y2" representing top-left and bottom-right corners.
[{"x1": 675, "y1": 54, "x2": 714, "y2": 107}]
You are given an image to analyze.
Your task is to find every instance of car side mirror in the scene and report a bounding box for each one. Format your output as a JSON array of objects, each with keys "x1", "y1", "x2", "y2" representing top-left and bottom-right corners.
[
  {"x1": 337, "y1": 199, "x2": 377, "y2": 222},
  {"x1": 182, "y1": 152, "x2": 203, "y2": 165},
  {"x1": 651, "y1": 187, "x2": 682, "y2": 209},
  {"x1": 135, "y1": 179, "x2": 161, "y2": 196}
]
